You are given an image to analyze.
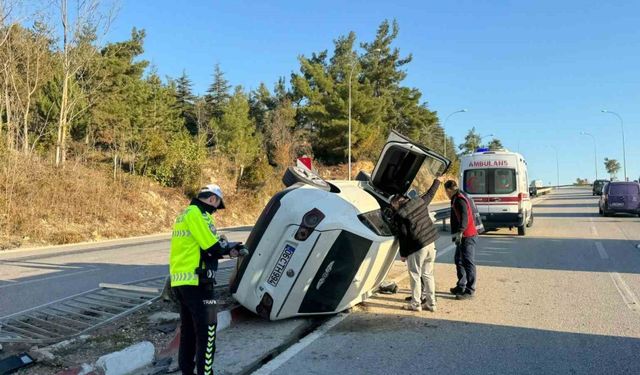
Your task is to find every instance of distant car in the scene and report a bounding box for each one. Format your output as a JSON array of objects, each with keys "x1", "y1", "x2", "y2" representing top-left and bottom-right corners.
[
  {"x1": 592, "y1": 179, "x2": 608, "y2": 196},
  {"x1": 530, "y1": 179, "x2": 544, "y2": 189},
  {"x1": 230, "y1": 131, "x2": 450, "y2": 320},
  {"x1": 599, "y1": 182, "x2": 640, "y2": 217}
]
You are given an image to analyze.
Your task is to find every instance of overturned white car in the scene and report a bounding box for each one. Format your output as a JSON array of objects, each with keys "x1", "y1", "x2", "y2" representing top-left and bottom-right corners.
[{"x1": 230, "y1": 131, "x2": 450, "y2": 320}]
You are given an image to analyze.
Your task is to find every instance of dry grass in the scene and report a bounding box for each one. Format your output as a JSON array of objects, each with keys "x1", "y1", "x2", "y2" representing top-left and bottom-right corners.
[{"x1": 0, "y1": 151, "x2": 187, "y2": 249}]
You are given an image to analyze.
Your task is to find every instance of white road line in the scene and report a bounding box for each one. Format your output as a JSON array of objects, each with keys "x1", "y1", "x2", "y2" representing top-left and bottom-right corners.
[
  {"x1": 251, "y1": 313, "x2": 349, "y2": 375},
  {"x1": 609, "y1": 272, "x2": 640, "y2": 314},
  {"x1": 588, "y1": 217, "x2": 599, "y2": 236},
  {"x1": 436, "y1": 243, "x2": 456, "y2": 259},
  {"x1": 595, "y1": 242, "x2": 609, "y2": 260}
]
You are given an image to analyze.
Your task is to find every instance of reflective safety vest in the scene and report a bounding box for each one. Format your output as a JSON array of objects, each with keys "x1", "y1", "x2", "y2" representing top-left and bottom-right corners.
[
  {"x1": 169, "y1": 204, "x2": 219, "y2": 287},
  {"x1": 453, "y1": 193, "x2": 479, "y2": 238}
]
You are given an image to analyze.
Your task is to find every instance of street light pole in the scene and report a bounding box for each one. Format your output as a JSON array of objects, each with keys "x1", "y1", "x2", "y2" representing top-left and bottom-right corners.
[
  {"x1": 549, "y1": 145, "x2": 560, "y2": 189},
  {"x1": 442, "y1": 109, "x2": 468, "y2": 157},
  {"x1": 580, "y1": 131, "x2": 598, "y2": 181},
  {"x1": 601, "y1": 110, "x2": 627, "y2": 181}
]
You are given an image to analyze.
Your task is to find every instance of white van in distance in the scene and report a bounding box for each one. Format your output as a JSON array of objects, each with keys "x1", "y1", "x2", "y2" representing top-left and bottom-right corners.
[{"x1": 459, "y1": 148, "x2": 533, "y2": 235}]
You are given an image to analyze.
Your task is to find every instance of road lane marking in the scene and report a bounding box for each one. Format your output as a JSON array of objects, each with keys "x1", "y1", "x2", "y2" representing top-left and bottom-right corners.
[
  {"x1": 251, "y1": 313, "x2": 349, "y2": 375},
  {"x1": 588, "y1": 217, "x2": 599, "y2": 236},
  {"x1": 609, "y1": 272, "x2": 640, "y2": 314},
  {"x1": 436, "y1": 243, "x2": 456, "y2": 259},
  {"x1": 595, "y1": 242, "x2": 609, "y2": 260}
]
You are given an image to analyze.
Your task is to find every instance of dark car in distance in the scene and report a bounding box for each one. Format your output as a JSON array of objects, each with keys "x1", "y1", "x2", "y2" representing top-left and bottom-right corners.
[
  {"x1": 592, "y1": 179, "x2": 608, "y2": 196},
  {"x1": 599, "y1": 182, "x2": 640, "y2": 217}
]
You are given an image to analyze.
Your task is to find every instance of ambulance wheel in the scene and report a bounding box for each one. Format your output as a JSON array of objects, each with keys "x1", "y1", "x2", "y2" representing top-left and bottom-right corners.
[
  {"x1": 526, "y1": 211, "x2": 534, "y2": 228},
  {"x1": 282, "y1": 166, "x2": 331, "y2": 191},
  {"x1": 517, "y1": 224, "x2": 526, "y2": 236}
]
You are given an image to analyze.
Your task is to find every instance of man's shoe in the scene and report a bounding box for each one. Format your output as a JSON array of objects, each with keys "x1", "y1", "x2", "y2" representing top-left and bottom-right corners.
[
  {"x1": 405, "y1": 296, "x2": 427, "y2": 304},
  {"x1": 422, "y1": 303, "x2": 437, "y2": 312},
  {"x1": 456, "y1": 291, "x2": 475, "y2": 300},
  {"x1": 402, "y1": 302, "x2": 422, "y2": 312},
  {"x1": 450, "y1": 286, "x2": 465, "y2": 295}
]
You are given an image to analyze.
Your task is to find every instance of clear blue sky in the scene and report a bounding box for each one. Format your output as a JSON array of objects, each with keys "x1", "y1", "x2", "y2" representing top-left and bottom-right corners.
[{"x1": 106, "y1": 0, "x2": 640, "y2": 185}]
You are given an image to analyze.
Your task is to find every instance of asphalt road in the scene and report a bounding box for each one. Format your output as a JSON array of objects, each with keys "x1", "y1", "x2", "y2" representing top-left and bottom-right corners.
[{"x1": 262, "y1": 188, "x2": 640, "y2": 375}]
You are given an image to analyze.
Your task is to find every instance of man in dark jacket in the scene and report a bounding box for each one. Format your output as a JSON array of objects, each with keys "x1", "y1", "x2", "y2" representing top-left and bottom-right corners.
[
  {"x1": 444, "y1": 180, "x2": 479, "y2": 300},
  {"x1": 391, "y1": 176, "x2": 443, "y2": 312}
]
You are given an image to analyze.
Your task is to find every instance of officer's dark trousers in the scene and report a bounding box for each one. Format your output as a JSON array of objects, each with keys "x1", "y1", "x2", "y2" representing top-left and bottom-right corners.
[
  {"x1": 454, "y1": 235, "x2": 477, "y2": 293},
  {"x1": 174, "y1": 286, "x2": 218, "y2": 375}
]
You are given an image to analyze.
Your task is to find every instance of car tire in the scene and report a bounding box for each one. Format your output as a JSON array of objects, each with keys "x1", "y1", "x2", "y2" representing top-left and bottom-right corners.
[
  {"x1": 526, "y1": 211, "x2": 534, "y2": 228},
  {"x1": 599, "y1": 207, "x2": 603, "y2": 216},
  {"x1": 517, "y1": 224, "x2": 526, "y2": 236},
  {"x1": 282, "y1": 166, "x2": 331, "y2": 191}
]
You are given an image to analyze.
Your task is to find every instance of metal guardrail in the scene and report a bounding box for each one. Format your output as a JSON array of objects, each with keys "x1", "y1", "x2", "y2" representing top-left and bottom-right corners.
[{"x1": 0, "y1": 268, "x2": 234, "y2": 344}]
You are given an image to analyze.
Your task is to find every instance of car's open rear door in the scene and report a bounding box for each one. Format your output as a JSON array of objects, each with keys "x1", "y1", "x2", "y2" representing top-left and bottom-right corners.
[{"x1": 368, "y1": 130, "x2": 450, "y2": 200}]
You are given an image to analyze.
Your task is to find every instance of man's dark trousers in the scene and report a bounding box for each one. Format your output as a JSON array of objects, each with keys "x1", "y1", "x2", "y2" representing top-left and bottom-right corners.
[
  {"x1": 454, "y1": 235, "x2": 477, "y2": 293},
  {"x1": 174, "y1": 286, "x2": 218, "y2": 375}
]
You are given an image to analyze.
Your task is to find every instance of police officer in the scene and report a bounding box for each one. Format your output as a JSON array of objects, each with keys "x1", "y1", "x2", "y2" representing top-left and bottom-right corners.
[{"x1": 170, "y1": 184, "x2": 239, "y2": 375}]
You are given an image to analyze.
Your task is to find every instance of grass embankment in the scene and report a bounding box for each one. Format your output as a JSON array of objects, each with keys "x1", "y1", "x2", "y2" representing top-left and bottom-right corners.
[{"x1": 0, "y1": 154, "x2": 453, "y2": 250}]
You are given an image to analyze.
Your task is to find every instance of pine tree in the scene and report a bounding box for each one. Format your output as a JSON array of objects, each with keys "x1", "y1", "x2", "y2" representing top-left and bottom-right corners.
[
  {"x1": 488, "y1": 138, "x2": 504, "y2": 151},
  {"x1": 458, "y1": 127, "x2": 482, "y2": 154},
  {"x1": 216, "y1": 86, "x2": 262, "y2": 184},
  {"x1": 174, "y1": 70, "x2": 197, "y2": 135},
  {"x1": 205, "y1": 63, "x2": 231, "y2": 121}
]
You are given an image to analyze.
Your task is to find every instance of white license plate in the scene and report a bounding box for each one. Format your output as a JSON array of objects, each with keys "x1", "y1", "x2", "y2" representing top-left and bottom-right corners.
[
  {"x1": 267, "y1": 244, "x2": 296, "y2": 287},
  {"x1": 481, "y1": 215, "x2": 488, "y2": 220},
  {"x1": 611, "y1": 203, "x2": 624, "y2": 207}
]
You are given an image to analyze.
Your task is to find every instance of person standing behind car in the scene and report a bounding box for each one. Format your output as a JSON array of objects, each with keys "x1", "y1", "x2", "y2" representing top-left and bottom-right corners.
[
  {"x1": 391, "y1": 176, "x2": 444, "y2": 312},
  {"x1": 444, "y1": 180, "x2": 479, "y2": 300}
]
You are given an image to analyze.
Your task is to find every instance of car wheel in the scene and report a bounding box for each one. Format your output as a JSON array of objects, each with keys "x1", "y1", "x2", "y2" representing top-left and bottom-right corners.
[
  {"x1": 282, "y1": 166, "x2": 331, "y2": 191},
  {"x1": 526, "y1": 211, "x2": 534, "y2": 228},
  {"x1": 517, "y1": 224, "x2": 526, "y2": 236},
  {"x1": 599, "y1": 207, "x2": 603, "y2": 215}
]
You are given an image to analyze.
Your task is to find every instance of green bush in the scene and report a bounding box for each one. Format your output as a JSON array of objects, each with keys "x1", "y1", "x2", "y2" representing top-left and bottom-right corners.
[{"x1": 153, "y1": 133, "x2": 205, "y2": 193}]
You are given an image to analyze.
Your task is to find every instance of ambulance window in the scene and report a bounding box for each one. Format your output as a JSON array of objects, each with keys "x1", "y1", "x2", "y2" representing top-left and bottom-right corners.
[
  {"x1": 493, "y1": 169, "x2": 516, "y2": 194},
  {"x1": 464, "y1": 169, "x2": 487, "y2": 194}
]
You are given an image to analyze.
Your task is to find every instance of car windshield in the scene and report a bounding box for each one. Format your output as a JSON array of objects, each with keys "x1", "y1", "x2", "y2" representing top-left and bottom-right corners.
[
  {"x1": 609, "y1": 184, "x2": 639, "y2": 196},
  {"x1": 464, "y1": 168, "x2": 517, "y2": 194}
]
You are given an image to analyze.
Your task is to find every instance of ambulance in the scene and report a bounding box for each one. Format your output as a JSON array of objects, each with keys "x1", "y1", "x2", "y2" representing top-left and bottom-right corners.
[{"x1": 460, "y1": 148, "x2": 533, "y2": 235}]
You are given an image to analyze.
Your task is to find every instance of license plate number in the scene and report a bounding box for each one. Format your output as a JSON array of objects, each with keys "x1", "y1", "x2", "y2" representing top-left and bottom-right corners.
[{"x1": 267, "y1": 245, "x2": 296, "y2": 287}]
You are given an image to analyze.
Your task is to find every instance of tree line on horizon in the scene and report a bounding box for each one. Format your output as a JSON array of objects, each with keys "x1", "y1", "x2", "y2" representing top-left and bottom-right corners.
[{"x1": 1, "y1": 1, "x2": 483, "y2": 192}]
